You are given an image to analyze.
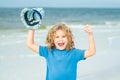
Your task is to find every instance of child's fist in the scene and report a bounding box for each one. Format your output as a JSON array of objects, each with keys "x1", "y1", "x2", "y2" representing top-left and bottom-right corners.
[{"x1": 84, "y1": 25, "x2": 92, "y2": 35}]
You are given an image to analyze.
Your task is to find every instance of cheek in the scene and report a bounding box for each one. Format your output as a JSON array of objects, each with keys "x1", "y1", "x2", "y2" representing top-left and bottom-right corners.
[
  {"x1": 54, "y1": 38, "x2": 58, "y2": 43},
  {"x1": 64, "y1": 38, "x2": 68, "y2": 42}
]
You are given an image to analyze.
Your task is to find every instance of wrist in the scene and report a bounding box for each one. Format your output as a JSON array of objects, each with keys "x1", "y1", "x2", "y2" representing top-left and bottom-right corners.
[
  {"x1": 29, "y1": 29, "x2": 35, "y2": 32},
  {"x1": 88, "y1": 32, "x2": 93, "y2": 36},
  {"x1": 88, "y1": 33, "x2": 94, "y2": 38}
]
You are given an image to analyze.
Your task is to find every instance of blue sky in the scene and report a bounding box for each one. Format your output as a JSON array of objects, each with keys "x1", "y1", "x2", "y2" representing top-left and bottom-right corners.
[{"x1": 0, "y1": 0, "x2": 120, "y2": 8}]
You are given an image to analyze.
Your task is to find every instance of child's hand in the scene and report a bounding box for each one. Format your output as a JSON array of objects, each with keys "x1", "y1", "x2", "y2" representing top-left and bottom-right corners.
[{"x1": 84, "y1": 25, "x2": 93, "y2": 35}]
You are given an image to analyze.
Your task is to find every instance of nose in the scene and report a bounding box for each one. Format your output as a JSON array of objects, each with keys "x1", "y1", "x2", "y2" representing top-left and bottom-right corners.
[{"x1": 59, "y1": 37, "x2": 63, "y2": 41}]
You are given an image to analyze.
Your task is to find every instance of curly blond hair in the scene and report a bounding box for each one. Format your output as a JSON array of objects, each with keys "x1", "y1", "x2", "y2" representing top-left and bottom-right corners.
[{"x1": 46, "y1": 22, "x2": 75, "y2": 50}]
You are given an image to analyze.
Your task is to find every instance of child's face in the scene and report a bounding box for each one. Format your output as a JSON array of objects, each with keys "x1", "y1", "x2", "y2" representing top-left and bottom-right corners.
[{"x1": 54, "y1": 30, "x2": 68, "y2": 50}]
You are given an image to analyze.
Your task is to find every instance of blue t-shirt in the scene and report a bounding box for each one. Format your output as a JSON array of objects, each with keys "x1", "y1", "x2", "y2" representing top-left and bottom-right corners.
[{"x1": 39, "y1": 46, "x2": 86, "y2": 80}]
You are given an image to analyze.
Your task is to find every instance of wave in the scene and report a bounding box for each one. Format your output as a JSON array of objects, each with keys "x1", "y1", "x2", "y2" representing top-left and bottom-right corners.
[{"x1": 1, "y1": 8, "x2": 120, "y2": 29}]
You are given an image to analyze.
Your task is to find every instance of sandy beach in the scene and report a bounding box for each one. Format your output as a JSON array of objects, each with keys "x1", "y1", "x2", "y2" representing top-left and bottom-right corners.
[{"x1": 0, "y1": 26, "x2": 120, "y2": 80}]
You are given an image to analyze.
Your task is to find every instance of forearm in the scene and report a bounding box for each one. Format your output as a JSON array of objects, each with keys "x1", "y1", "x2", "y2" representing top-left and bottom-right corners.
[
  {"x1": 27, "y1": 29, "x2": 35, "y2": 46},
  {"x1": 88, "y1": 34, "x2": 96, "y2": 55},
  {"x1": 27, "y1": 29, "x2": 38, "y2": 53},
  {"x1": 84, "y1": 25, "x2": 96, "y2": 58}
]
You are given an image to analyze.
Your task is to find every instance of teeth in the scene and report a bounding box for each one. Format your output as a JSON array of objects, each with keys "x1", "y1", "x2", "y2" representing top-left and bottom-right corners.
[{"x1": 58, "y1": 43, "x2": 64, "y2": 46}]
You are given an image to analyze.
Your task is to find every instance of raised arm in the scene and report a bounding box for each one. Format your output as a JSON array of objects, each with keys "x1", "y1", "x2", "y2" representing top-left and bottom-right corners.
[
  {"x1": 84, "y1": 25, "x2": 96, "y2": 58},
  {"x1": 27, "y1": 29, "x2": 39, "y2": 53}
]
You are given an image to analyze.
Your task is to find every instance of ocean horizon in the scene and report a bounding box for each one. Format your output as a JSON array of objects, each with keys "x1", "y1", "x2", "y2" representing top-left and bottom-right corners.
[{"x1": 0, "y1": 7, "x2": 120, "y2": 29}]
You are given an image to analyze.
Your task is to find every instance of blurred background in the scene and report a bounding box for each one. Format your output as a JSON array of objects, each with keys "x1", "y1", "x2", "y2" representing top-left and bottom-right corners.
[{"x1": 0, "y1": 0, "x2": 120, "y2": 80}]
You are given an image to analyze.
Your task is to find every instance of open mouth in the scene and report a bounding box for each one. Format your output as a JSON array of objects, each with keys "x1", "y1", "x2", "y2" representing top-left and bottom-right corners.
[{"x1": 58, "y1": 43, "x2": 64, "y2": 47}]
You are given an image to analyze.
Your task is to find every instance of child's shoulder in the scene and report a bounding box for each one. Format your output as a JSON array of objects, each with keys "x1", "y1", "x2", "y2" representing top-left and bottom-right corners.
[
  {"x1": 39, "y1": 45, "x2": 49, "y2": 51},
  {"x1": 70, "y1": 48, "x2": 85, "y2": 53}
]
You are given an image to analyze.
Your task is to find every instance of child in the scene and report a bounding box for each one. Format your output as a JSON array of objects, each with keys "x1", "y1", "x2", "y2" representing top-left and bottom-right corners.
[{"x1": 27, "y1": 23, "x2": 96, "y2": 80}]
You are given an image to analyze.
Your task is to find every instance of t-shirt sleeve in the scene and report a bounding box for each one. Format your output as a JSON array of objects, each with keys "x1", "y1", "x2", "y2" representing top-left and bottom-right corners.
[
  {"x1": 39, "y1": 46, "x2": 48, "y2": 58},
  {"x1": 75, "y1": 49, "x2": 86, "y2": 61}
]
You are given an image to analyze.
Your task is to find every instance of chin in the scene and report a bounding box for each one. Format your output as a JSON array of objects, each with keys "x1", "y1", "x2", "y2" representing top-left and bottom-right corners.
[
  {"x1": 57, "y1": 47, "x2": 66, "y2": 50},
  {"x1": 59, "y1": 48, "x2": 65, "y2": 50}
]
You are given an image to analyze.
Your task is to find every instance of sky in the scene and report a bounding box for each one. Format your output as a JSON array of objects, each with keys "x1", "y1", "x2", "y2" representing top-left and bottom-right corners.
[{"x1": 0, "y1": 0, "x2": 120, "y2": 8}]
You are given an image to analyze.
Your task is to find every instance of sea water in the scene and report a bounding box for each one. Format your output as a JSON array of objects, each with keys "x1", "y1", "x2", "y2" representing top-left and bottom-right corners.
[{"x1": 0, "y1": 8, "x2": 120, "y2": 80}]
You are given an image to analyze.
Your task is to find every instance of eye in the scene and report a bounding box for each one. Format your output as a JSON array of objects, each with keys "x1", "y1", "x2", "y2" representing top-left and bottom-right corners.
[
  {"x1": 55, "y1": 36, "x2": 59, "y2": 38},
  {"x1": 62, "y1": 35, "x2": 66, "y2": 38}
]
